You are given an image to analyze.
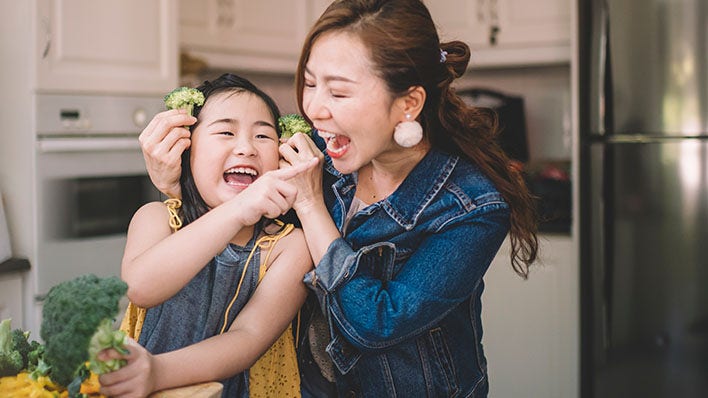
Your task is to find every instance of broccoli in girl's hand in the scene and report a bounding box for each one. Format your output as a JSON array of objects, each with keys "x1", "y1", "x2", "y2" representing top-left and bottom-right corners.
[
  {"x1": 164, "y1": 86, "x2": 205, "y2": 116},
  {"x1": 40, "y1": 274, "x2": 128, "y2": 392},
  {"x1": 278, "y1": 114, "x2": 313, "y2": 139}
]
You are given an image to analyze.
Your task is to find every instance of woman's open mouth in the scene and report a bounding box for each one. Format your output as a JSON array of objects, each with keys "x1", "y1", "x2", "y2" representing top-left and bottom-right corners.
[{"x1": 318, "y1": 131, "x2": 350, "y2": 158}]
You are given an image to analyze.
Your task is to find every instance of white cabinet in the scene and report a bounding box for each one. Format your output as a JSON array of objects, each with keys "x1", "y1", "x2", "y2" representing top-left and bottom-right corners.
[
  {"x1": 179, "y1": 0, "x2": 329, "y2": 74},
  {"x1": 427, "y1": 0, "x2": 571, "y2": 67},
  {"x1": 0, "y1": 273, "x2": 24, "y2": 326},
  {"x1": 482, "y1": 234, "x2": 578, "y2": 398},
  {"x1": 36, "y1": 0, "x2": 178, "y2": 95}
]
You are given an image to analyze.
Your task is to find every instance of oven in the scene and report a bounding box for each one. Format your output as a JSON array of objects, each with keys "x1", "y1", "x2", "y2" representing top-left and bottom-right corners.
[{"x1": 35, "y1": 94, "x2": 164, "y2": 296}]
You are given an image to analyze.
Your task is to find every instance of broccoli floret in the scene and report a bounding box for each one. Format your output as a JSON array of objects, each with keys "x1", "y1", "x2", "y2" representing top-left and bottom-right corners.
[
  {"x1": 88, "y1": 318, "x2": 128, "y2": 375},
  {"x1": 164, "y1": 86, "x2": 205, "y2": 116},
  {"x1": 0, "y1": 319, "x2": 24, "y2": 377},
  {"x1": 278, "y1": 114, "x2": 313, "y2": 139},
  {"x1": 40, "y1": 274, "x2": 128, "y2": 387},
  {"x1": 11, "y1": 327, "x2": 32, "y2": 368}
]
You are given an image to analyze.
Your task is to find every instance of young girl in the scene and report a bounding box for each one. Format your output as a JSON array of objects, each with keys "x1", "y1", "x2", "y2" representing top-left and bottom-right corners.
[{"x1": 98, "y1": 73, "x2": 316, "y2": 397}]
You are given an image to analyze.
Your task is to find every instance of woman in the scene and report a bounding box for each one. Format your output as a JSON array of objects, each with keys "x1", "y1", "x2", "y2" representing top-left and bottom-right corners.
[{"x1": 142, "y1": 1, "x2": 538, "y2": 396}]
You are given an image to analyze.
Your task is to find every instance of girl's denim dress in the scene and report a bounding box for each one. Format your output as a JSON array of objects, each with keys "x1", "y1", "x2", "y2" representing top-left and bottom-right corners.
[
  {"x1": 299, "y1": 144, "x2": 510, "y2": 398},
  {"x1": 138, "y1": 226, "x2": 265, "y2": 398}
]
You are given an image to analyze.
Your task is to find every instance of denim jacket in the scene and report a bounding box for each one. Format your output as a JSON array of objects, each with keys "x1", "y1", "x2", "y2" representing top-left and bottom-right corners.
[{"x1": 299, "y1": 143, "x2": 510, "y2": 397}]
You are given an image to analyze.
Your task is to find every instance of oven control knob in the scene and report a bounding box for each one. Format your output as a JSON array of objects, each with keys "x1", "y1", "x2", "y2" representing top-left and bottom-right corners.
[{"x1": 133, "y1": 108, "x2": 148, "y2": 128}]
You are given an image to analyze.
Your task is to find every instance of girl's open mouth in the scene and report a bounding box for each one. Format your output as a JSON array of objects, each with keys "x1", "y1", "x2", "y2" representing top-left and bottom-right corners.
[{"x1": 224, "y1": 167, "x2": 257, "y2": 186}]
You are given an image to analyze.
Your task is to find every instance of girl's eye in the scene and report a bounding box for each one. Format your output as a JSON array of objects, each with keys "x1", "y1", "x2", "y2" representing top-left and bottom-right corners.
[
  {"x1": 256, "y1": 133, "x2": 275, "y2": 140},
  {"x1": 219, "y1": 131, "x2": 234, "y2": 136}
]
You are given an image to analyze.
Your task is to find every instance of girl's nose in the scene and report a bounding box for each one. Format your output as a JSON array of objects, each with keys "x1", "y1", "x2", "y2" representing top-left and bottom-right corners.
[{"x1": 232, "y1": 137, "x2": 257, "y2": 156}]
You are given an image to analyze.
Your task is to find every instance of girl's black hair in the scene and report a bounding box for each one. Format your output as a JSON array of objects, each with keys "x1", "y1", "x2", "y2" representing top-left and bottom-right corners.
[{"x1": 177, "y1": 73, "x2": 285, "y2": 226}]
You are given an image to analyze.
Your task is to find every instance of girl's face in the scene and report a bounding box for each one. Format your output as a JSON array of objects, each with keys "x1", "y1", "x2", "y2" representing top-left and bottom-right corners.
[
  {"x1": 190, "y1": 91, "x2": 280, "y2": 208},
  {"x1": 302, "y1": 31, "x2": 405, "y2": 174}
]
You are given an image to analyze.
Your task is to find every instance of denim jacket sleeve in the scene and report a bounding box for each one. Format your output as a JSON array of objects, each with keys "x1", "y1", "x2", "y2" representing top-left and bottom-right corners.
[{"x1": 303, "y1": 200, "x2": 510, "y2": 353}]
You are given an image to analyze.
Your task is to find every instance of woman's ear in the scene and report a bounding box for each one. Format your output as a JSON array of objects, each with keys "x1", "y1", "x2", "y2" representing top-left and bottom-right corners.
[{"x1": 395, "y1": 86, "x2": 426, "y2": 120}]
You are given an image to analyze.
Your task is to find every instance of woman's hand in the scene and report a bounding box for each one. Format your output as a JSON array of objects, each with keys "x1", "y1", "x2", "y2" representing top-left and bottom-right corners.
[
  {"x1": 279, "y1": 132, "x2": 325, "y2": 214},
  {"x1": 98, "y1": 338, "x2": 157, "y2": 398},
  {"x1": 139, "y1": 109, "x2": 196, "y2": 199}
]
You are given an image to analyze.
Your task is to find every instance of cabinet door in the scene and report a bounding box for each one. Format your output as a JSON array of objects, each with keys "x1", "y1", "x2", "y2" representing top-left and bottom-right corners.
[
  {"x1": 426, "y1": 0, "x2": 488, "y2": 47},
  {"x1": 36, "y1": 0, "x2": 178, "y2": 95},
  {"x1": 428, "y1": 0, "x2": 570, "y2": 67},
  {"x1": 482, "y1": 236, "x2": 578, "y2": 397},
  {"x1": 0, "y1": 274, "x2": 23, "y2": 326},
  {"x1": 180, "y1": 0, "x2": 309, "y2": 73},
  {"x1": 497, "y1": 0, "x2": 570, "y2": 47}
]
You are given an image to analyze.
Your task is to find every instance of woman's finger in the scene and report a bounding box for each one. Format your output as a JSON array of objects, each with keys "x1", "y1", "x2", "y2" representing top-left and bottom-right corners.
[{"x1": 271, "y1": 157, "x2": 319, "y2": 180}]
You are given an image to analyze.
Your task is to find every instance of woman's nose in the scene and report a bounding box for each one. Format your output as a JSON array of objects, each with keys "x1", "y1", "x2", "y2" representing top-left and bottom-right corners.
[{"x1": 304, "y1": 89, "x2": 330, "y2": 121}]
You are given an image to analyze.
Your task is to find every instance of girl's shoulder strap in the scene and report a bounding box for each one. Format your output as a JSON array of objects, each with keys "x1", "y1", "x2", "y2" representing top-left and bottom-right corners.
[{"x1": 256, "y1": 219, "x2": 295, "y2": 281}]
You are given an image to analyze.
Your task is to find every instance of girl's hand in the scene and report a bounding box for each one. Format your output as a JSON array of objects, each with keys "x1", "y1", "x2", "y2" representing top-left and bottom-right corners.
[
  {"x1": 232, "y1": 157, "x2": 320, "y2": 226},
  {"x1": 279, "y1": 132, "x2": 325, "y2": 213},
  {"x1": 139, "y1": 109, "x2": 196, "y2": 199},
  {"x1": 98, "y1": 338, "x2": 157, "y2": 398}
]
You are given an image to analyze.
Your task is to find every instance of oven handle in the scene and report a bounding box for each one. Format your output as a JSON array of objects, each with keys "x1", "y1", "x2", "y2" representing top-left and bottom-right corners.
[{"x1": 37, "y1": 137, "x2": 141, "y2": 153}]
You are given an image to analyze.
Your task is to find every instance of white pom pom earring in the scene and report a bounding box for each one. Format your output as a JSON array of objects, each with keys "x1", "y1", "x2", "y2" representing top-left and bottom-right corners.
[{"x1": 394, "y1": 113, "x2": 423, "y2": 148}]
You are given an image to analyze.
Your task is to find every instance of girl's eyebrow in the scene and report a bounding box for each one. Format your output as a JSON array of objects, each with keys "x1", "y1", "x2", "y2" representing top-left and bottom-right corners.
[
  {"x1": 254, "y1": 120, "x2": 276, "y2": 129},
  {"x1": 208, "y1": 118, "x2": 275, "y2": 129},
  {"x1": 207, "y1": 118, "x2": 237, "y2": 127}
]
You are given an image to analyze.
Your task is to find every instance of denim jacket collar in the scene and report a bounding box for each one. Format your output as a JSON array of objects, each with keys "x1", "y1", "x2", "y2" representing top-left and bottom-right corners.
[{"x1": 328, "y1": 148, "x2": 459, "y2": 230}]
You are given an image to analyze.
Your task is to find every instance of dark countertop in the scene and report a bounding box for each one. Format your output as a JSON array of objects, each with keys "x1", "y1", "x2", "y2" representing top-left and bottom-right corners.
[{"x1": 0, "y1": 257, "x2": 30, "y2": 274}]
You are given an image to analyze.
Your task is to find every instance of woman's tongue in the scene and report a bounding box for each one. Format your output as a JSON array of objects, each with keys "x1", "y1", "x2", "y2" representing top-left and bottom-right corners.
[
  {"x1": 224, "y1": 173, "x2": 255, "y2": 186},
  {"x1": 327, "y1": 135, "x2": 351, "y2": 157}
]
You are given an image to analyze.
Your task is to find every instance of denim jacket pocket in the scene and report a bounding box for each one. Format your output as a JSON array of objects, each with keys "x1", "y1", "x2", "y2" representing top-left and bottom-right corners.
[
  {"x1": 326, "y1": 333, "x2": 361, "y2": 374},
  {"x1": 423, "y1": 327, "x2": 460, "y2": 397}
]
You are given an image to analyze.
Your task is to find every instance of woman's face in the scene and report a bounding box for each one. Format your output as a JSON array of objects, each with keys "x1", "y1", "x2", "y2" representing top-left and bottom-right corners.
[
  {"x1": 302, "y1": 31, "x2": 405, "y2": 174},
  {"x1": 190, "y1": 91, "x2": 280, "y2": 208}
]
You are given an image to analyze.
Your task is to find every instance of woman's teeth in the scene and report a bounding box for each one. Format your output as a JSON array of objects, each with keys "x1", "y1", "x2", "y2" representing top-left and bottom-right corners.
[{"x1": 318, "y1": 131, "x2": 350, "y2": 155}]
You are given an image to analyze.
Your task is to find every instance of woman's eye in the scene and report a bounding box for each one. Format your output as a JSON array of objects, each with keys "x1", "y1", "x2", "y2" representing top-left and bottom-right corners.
[{"x1": 219, "y1": 131, "x2": 234, "y2": 136}]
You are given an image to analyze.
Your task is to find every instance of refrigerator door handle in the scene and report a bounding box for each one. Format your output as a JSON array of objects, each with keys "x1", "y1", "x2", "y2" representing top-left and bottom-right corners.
[{"x1": 590, "y1": 0, "x2": 613, "y2": 135}]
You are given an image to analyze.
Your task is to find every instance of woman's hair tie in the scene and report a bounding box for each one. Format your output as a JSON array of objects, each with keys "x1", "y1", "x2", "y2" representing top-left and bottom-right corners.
[{"x1": 439, "y1": 49, "x2": 448, "y2": 63}]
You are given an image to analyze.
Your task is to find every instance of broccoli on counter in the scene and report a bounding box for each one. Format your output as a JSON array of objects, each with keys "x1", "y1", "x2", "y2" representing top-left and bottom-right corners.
[
  {"x1": 164, "y1": 86, "x2": 205, "y2": 116},
  {"x1": 40, "y1": 274, "x2": 129, "y2": 390},
  {"x1": 0, "y1": 318, "x2": 51, "y2": 380},
  {"x1": 278, "y1": 114, "x2": 313, "y2": 139},
  {"x1": 0, "y1": 319, "x2": 25, "y2": 377}
]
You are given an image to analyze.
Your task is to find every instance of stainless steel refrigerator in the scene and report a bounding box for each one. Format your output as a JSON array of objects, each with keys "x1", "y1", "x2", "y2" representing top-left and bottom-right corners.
[{"x1": 578, "y1": 0, "x2": 708, "y2": 397}]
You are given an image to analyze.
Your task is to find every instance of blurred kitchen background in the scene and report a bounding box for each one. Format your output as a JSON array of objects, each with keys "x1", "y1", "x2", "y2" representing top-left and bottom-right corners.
[{"x1": 1, "y1": 1, "x2": 705, "y2": 397}]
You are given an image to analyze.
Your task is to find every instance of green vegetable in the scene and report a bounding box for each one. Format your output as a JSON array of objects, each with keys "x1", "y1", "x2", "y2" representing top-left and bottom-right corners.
[
  {"x1": 27, "y1": 340, "x2": 51, "y2": 381},
  {"x1": 278, "y1": 114, "x2": 312, "y2": 139},
  {"x1": 10, "y1": 328, "x2": 32, "y2": 369},
  {"x1": 0, "y1": 319, "x2": 24, "y2": 377},
  {"x1": 40, "y1": 274, "x2": 128, "y2": 388},
  {"x1": 164, "y1": 86, "x2": 205, "y2": 116}
]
